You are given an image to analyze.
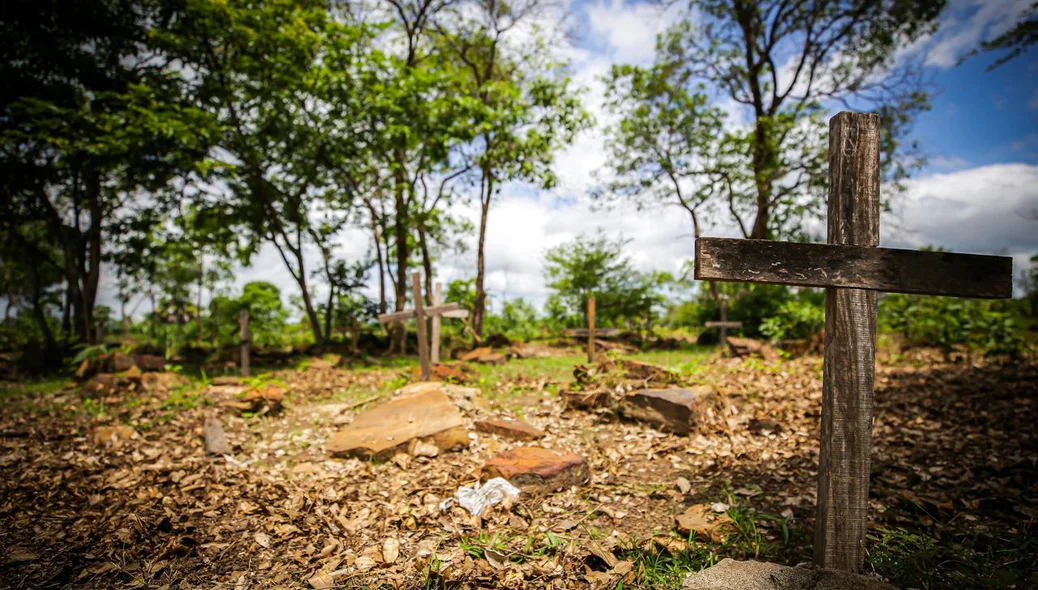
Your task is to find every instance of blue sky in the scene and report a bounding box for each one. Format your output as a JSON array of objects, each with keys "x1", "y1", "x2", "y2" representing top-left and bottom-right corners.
[
  {"x1": 916, "y1": 51, "x2": 1038, "y2": 170},
  {"x1": 94, "y1": 0, "x2": 1038, "y2": 314}
]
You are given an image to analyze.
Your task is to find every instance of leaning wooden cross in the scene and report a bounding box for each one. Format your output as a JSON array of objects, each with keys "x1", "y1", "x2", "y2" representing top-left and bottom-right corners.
[
  {"x1": 694, "y1": 112, "x2": 1013, "y2": 573},
  {"x1": 378, "y1": 273, "x2": 467, "y2": 380}
]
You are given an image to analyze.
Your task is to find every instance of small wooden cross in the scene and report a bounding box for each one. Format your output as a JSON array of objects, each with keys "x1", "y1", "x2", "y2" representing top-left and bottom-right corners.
[
  {"x1": 561, "y1": 295, "x2": 622, "y2": 362},
  {"x1": 694, "y1": 112, "x2": 1013, "y2": 572},
  {"x1": 704, "y1": 294, "x2": 742, "y2": 344},
  {"x1": 378, "y1": 272, "x2": 467, "y2": 380}
]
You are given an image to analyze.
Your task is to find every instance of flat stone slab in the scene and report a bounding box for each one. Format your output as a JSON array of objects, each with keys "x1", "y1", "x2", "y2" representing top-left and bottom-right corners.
[
  {"x1": 682, "y1": 559, "x2": 898, "y2": 590},
  {"x1": 619, "y1": 387, "x2": 714, "y2": 435},
  {"x1": 475, "y1": 418, "x2": 545, "y2": 441},
  {"x1": 483, "y1": 447, "x2": 589, "y2": 492},
  {"x1": 326, "y1": 387, "x2": 468, "y2": 459}
]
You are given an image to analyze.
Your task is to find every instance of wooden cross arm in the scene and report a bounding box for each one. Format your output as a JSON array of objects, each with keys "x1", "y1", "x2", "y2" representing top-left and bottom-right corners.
[
  {"x1": 564, "y1": 328, "x2": 620, "y2": 337},
  {"x1": 705, "y1": 321, "x2": 743, "y2": 329},
  {"x1": 695, "y1": 238, "x2": 1013, "y2": 299},
  {"x1": 377, "y1": 302, "x2": 464, "y2": 324}
]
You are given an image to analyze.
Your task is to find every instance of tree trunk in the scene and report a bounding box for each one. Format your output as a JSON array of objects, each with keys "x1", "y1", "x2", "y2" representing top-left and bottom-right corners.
[
  {"x1": 749, "y1": 119, "x2": 773, "y2": 239},
  {"x1": 392, "y1": 167, "x2": 410, "y2": 352},
  {"x1": 197, "y1": 260, "x2": 204, "y2": 346},
  {"x1": 417, "y1": 220, "x2": 433, "y2": 305},
  {"x1": 473, "y1": 171, "x2": 493, "y2": 337},
  {"x1": 324, "y1": 286, "x2": 335, "y2": 343},
  {"x1": 30, "y1": 266, "x2": 57, "y2": 358},
  {"x1": 369, "y1": 209, "x2": 388, "y2": 315}
]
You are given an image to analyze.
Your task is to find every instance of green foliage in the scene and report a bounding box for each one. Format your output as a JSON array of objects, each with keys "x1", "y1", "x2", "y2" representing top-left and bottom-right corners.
[
  {"x1": 543, "y1": 234, "x2": 672, "y2": 328},
  {"x1": 210, "y1": 282, "x2": 290, "y2": 348},
  {"x1": 695, "y1": 284, "x2": 794, "y2": 338},
  {"x1": 484, "y1": 298, "x2": 541, "y2": 341},
  {"x1": 599, "y1": 0, "x2": 943, "y2": 240},
  {"x1": 869, "y1": 527, "x2": 1038, "y2": 589},
  {"x1": 880, "y1": 294, "x2": 1027, "y2": 358},
  {"x1": 760, "y1": 299, "x2": 825, "y2": 341}
]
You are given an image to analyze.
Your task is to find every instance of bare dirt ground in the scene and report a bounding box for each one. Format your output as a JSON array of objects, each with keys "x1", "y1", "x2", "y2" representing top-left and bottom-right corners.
[{"x1": 1, "y1": 349, "x2": 1035, "y2": 589}]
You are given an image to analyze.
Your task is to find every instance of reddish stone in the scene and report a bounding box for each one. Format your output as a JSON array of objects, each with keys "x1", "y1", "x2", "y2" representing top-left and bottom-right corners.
[
  {"x1": 475, "y1": 418, "x2": 545, "y2": 441},
  {"x1": 619, "y1": 387, "x2": 714, "y2": 435},
  {"x1": 561, "y1": 389, "x2": 611, "y2": 410},
  {"x1": 483, "y1": 447, "x2": 589, "y2": 492}
]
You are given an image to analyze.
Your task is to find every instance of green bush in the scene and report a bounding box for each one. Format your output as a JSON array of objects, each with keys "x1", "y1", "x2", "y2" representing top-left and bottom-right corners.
[
  {"x1": 760, "y1": 299, "x2": 825, "y2": 340},
  {"x1": 879, "y1": 294, "x2": 1027, "y2": 359}
]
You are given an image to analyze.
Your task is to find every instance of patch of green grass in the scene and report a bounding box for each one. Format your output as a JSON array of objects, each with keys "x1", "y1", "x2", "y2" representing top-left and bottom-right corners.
[
  {"x1": 0, "y1": 376, "x2": 71, "y2": 405},
  {"x1": 622, "y1": 348, "x2": 713, "y2": 370},
  {"x1": 867, "y1": 527, "x2": 1038, "y2": 590}
]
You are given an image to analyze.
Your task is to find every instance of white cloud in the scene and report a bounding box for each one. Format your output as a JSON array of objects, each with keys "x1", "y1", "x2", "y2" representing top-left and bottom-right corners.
[
  {"x1": 923, "y1": 0, "x2": 1033, "y2": 69},
  {"x1": 584, "y1": 0, "x2": 675, "y2": 64},
  {"x1": 884, "y1": 163, "x2": 1038, "y2": 259}
]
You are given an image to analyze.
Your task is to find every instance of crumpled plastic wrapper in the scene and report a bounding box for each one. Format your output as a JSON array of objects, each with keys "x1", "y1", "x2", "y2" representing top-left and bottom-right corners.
[{"x1": 439, "y1": 477, "x2": 521, "y2": 516}]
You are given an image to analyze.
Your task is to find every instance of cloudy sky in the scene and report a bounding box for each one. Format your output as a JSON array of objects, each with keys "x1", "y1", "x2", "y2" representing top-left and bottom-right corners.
[{"x1": 99, "y1": 0, "x2": 1038, "y2": 316}]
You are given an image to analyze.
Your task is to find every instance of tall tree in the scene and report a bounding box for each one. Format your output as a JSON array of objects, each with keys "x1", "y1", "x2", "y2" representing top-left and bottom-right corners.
[
  {"x1": 1, "y1": 0, "x2": 216, "y2": 344},
  {"x1": 600, "y1": 0, "x2": 945, "y2": 240},
  {"x1": 156, "y1": 0, "x2": 378, "y2": 343},
  {"x1": 440, "y1": 0, "x2": 589, "y2": 336}
]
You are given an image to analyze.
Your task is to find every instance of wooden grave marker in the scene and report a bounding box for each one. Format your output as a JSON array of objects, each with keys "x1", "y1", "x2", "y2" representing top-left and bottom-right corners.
[
  {"x1": 429, "y1": 282, "x2": 469, "y2": 365},
  {"x1": 377, "y1": 272, "x2": 467, "y2": 380},
  {"x1": 561, "y1": 295, "x2": 622, "y2": 362},
  {"x1": 238, "y1": 309, "x2": 250, "y2": 377},
  {"x1": 693, "y1": 111, "x2": 1012, "y2": 572},
  {"x1": 704, "y1": 294, "x2": 742, "y2": 344}
]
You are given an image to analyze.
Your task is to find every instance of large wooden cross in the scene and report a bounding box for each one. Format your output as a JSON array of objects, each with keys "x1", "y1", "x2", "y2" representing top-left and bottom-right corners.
[
  {"x1": 378, "y1": 272, "x2": 467, "y2": 380},
  {"x1": 694, "y1": 112, "x2": 1013, "y2": 572}
]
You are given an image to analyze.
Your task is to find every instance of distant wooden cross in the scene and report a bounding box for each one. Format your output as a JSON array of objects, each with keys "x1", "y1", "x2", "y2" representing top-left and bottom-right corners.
[
  {"x1": 704, "y1": 294, "x2": 742, "y2": 344},
  {"x1": 378, "y1": 272, "x2": 466, "y2": 380},
  {"x1": 562, "y1": 295, "x2": 621, "y2": 362},
  {"x1": 694, "y1": 112, "x2": 1013, "y2": 572}
]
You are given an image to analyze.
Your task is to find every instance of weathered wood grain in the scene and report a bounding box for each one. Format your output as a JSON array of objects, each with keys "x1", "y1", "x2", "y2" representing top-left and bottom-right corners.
[
  {"x1": 704, "y1": 321, "x2": 743, "y2": 329},
  {"x1": 411, "y1": 273, "x2": 430, "y2": 381},
  {"x1": 563, "y1": 328, "x2": 620, "y2": 337},
  {"x1": 816, "y1": 111, "x2": 880, "y2": 573},
  {"x1": 587, "y1": 296, "x2": 596, "y2": 363},
  {"x1": 377, "y1": 302, "x2": 461, "y2": 323},
  {"x1": 431, "y1": 283, "x2": 442, "y2": 365},
  {"x1": 695, "y1": 238, "x2": 1012, "y2": 299}
]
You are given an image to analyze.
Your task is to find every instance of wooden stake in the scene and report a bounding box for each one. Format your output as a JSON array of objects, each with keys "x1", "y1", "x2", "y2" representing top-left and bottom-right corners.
[
  {"x1": 587, "y1": 295, "x2": 596, "y2": 363},
  {"x1": 239, "y1": 309, "x2": 250, "y2": 377},
  {"x1": 431, "y1": 282, "x2": 442, "y2": 365},
  {"x1": 411, "y1": 272, "x2": 430, "y2": 380},
  {"x1": 351, "y1": 318, "x2": 360, "y2": 355},
  {"x1": 719, "y1": 296, "x2": 729, "y2": 345},
  {"x1": 816, "y1": 112, "x2": 880, "y2": 572}
]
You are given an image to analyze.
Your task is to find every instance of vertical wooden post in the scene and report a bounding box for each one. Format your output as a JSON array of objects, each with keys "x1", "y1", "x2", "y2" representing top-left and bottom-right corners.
[
  {"x1": 719, "y1": 295, "x2": 729, "y2": 345},
  {"x1": 431, "y1": 282, "x2": 442, "y2": 365},
  {"x1": 239, "y1": 309, "x2": 251, "y2": 378},
  {"x1": 411, "y1": 272, "x2": 430, "y2": 380},
  {"x1": 351, "y1": 318, "x2": 360, "y2": 355},
  {"x1": 815, "y1": 112, "x2": 881, "y2": 572},
  {"x1": 587, "y1": 295, "x2": 596, "y2": 363}
]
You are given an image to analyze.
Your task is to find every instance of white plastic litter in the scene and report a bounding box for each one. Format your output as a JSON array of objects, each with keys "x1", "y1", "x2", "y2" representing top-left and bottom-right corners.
[{"x1": 440, "y1": 477, "x2": 521, "y2": 516}]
